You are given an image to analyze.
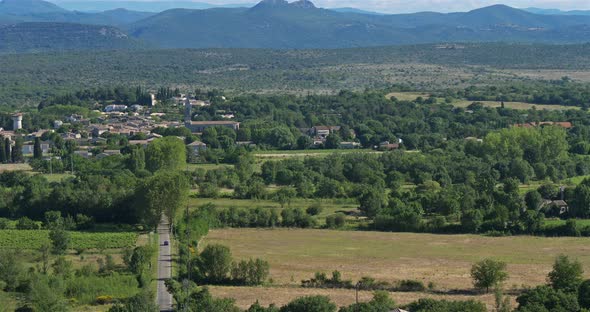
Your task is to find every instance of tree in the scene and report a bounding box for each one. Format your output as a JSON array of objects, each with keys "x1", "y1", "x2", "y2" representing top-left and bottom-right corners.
[
  {"x1": 4, "y1": 138, "x2": 10, "y2": 163},
  {"x1": 274, "y1": 187, "x2": 297, "y2": 208},
  {"x1": 29, "y1": 275, "x2": 68, "y2": 312},
  {"x1": 11, "y1": 136, "x2": 23, "y2": 163},
  {"x1": 324, "y1": 133, "x2": 341, "y2": 149},
  {"x1": 515, "y1": 285, "x2": 579, "y2": 312},
  {"x1": 339, "y1": 291, "x2": 396, "y2": 312},
  {"x1": 358, "y1": 187, "x2": 387, "y2": 218},
  {"x1": 134, "y1": 171, "x2": 189, "y2": 230},
  {"x1": 0, "y1": 137, "x2": 6, "y2": 163},
  {"x1": 194, "y1": 244, "x2": 233, "y2": 284},
  {"x1": 33, "y1": 137, "x2": 43, "y2": 159},
  {"x1": 470, "y1": 259, "x2": 508, "y2": 293},
  {"x1": 461, "y1": 209, "x2": 484, "y2": 233},
  {"x1": 579, "y1": 280, "x2": 590, "y2": 309},
  {"x1": 49, "y1": 227, "x2": 70, "y2": 255},
  {"x1": 145, "y1": 137, "x2": 186, "y2": 172},
  {"x1": 279, "y1": 296, "x2": 337, "y2": 312},
  {"x1": 548, "y1": 255, "x2": 584, "y2": 293},
  {"x1": 408, "y1": 298, "x2": 486, "y2": 312},
  {"x1": 0, "y1": 251, "x2": 24, "y2": 291},
  {"x1": 524, "y1": 190, "x2": 542, "y2": 211}
]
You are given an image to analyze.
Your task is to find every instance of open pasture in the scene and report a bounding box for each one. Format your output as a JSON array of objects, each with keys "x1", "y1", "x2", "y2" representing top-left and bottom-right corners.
[
  {"x1": 453, "y1": 100, "x2": 577, "y2": 111},
  {"x1": 203, "y1": 228, "x2": 590, "y2": 308}
]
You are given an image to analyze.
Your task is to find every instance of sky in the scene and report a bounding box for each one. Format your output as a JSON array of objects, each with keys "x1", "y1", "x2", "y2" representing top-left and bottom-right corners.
[{"x1": 54, "y1": 0, "x2": 590, "y2": 13}]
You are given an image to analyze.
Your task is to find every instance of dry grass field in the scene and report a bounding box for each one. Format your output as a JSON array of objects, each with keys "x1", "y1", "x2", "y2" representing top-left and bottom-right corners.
[
  {"x1": 203, "y1": 228, "x2": 590, "y2": 309},
  {"x1": 453, "y1": 100, "x2": 577, "y2": 111}
]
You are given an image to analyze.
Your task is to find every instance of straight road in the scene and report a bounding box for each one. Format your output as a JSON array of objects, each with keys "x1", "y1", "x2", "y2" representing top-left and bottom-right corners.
[{"x1": 157, "y1": 217, "x2": 174, "y2": 312}]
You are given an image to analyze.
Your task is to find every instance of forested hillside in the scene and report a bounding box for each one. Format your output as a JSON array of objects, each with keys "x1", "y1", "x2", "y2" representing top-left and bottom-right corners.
[
  {"x1": 1, "y1": 43, "x2": 590, "y2": 107},
  {"x1": 0, "y1": 22, "x2": 145, "y2": 53}
]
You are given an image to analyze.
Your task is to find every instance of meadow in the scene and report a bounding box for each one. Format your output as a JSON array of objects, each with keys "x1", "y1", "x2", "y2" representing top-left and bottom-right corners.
[
  {"x1": 386, "y1": 92, "x2": 578, "y2": 111},
  {"x1": 203, "y1": 228, "x2": 590, "y2": 309}
]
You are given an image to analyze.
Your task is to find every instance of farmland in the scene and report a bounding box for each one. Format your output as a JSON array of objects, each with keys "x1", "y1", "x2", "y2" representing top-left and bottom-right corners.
[
  {"x1": 0, "y1": 230, "x2": 137, "y2": 250},
  {"x1": 386, "y1": 92, "x2": 579, "y2": 111},
  {"x1": 203, "y1": 228, "x2": 590, "y2": 308}
]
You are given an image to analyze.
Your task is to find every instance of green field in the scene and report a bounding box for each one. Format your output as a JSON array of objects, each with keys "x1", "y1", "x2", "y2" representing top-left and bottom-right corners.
[
  {"x1": 0, "y1": 230, "x2": 138, "y2": 250},
  {"x1": 204, "y1": 228, "x2": 590, "y2": 309}
]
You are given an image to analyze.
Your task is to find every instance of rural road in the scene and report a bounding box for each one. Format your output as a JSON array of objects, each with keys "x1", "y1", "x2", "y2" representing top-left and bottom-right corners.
[{"x1": 157, "y1": 217, "x2": 174, "y2": 312}]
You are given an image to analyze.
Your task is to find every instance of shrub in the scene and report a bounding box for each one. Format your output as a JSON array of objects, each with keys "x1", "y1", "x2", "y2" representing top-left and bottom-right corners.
[
  {"x1": 279, "y1": 295, "x2": 337, "y2": 312},
  {"x1": 325, "y1": 214, "x2": 345, "y2": 229},
  {"x1": 16, "y1": 217, "x2": 39, "y2": 230},
  {"x1": 96, "y1": 295, "x2": 114, "y2": 305},
  {"x1": 231, "y1": 258, "x2": 270, "y2": 286},
  {"x1": 396, "y1": 279, "x2": 426, "y2": 292},
  {"x1": 306, "y1": 204, "x2": 323, "y2": 216}
]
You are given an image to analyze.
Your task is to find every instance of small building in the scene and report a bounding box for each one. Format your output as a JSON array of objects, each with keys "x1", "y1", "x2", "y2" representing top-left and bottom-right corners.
[
  {"x1": 311, "y1": 126, "x2": 341, "y2": 139},
  {"x1": 105, "y1": 105, "x2": 128, "y2": 113},
  {"x1": 187, "y1": 141, "x2": 207, "y2": 156},
  {"x1": 379, "y1": 141, "x2": 400, "y2": 150}
]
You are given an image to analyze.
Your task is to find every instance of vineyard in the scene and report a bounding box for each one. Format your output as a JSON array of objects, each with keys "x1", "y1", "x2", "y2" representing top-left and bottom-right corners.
[{"x1": 0, "y1": 230, "x2": 137, "y2": 249}]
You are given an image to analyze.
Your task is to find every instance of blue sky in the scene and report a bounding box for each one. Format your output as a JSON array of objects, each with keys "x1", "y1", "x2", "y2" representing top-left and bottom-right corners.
[{"x1": 57, "y1": 0, "x2": 590, "y2": 13}]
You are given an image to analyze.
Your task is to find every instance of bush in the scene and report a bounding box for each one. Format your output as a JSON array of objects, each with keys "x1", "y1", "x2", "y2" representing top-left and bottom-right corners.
[
  {"x1": 325, "y1": 214, "x2": 346, "y2": 229},
  {"x1": 306, "y1": 203, "x2": 323, "y2": 216},
  {"x1": 396, "y1": 279, "x2": 426, "y2": 292},
  {"x1": 0, "y1": 218, "x2": 9, "y2": 229},
  {"x1": 279, "y1": 295, "x2": 337, "y2": 312},
  {"x1": 96, "y1": 295, "x2": 114, "y2": 305},
  {"x1": 408, "y1": 298, "x2": 486, "y2": 312},
  {"x1": 231, "y1": 259, "x2": 270, "y2": 286},
  {"x1": 16, "y1": 217, "x2": 39, "y2": 230}
]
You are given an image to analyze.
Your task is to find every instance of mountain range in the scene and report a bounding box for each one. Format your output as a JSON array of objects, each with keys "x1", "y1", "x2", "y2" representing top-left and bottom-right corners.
[{"x1": 1, "y1": 0, "x2": 590, "y2": 52}]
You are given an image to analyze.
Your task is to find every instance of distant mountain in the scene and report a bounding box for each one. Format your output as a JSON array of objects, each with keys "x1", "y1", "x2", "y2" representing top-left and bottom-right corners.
[
  {"x1": 128, "y1": 2, "x2": 590, "y2": 49},
  {"x1": 0, "y1": 22, "x2": 144, "y2": 53},
  {"x1": 0, "y1": 0, "x2": 154, "y2": 26},
  {"x1": 2, "y1": 0, "x2": 590, "y2": 51},
  {"x1": 51, "y1": 1, "x2": 255, "y2": 12},
  {"x1": 524, "y1": 8, "x2": 590, "y2": 16},
  {"x1": 0, "y1": 0, "x2": 66, "y2": 15},
  {"x1": 330, "y1": 7, "x2": 384, "y2": 15}
]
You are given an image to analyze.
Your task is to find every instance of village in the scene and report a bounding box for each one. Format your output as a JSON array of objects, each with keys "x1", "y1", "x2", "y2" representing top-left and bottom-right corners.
[{"x1": 0, "y1": 94, "x2": 407, "y2": 163}]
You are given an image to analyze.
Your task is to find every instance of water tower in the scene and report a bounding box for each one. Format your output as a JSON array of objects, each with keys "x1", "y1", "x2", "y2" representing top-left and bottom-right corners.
[{"x1": 11, "y1": 114, "x2": 22, "y2": 130}]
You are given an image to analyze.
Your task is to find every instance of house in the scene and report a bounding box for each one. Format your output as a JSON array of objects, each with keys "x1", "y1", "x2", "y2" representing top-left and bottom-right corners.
[
  {"x1": 379, "y1": 141, "x2": 400, "y2": 150},
  {"x1": 311, "y1": 126, "x2": 340, "y2": 139},
  {"x1": 104, "y1": 105, "x2": 128, "y2": 113},
  {"x1": 92, "y1": 126, "x2": 112, "y2": 137},
  {"x1": 74, "y1": 150, "x2": 93, "y2": 158},
  {"x1": 187, "y1": 141, "x2": 207, "y2": 156},
  {"x1": 185, "y1": 121, "x2": 240, "y2": 133},
  {"x1": 390, "y1": 309, "x2": 409, "y2": 312},
  {"x1": 96, "y1": 150, "x2": 121, "y2": 159},
  {"x1": 541, "y1": 200, "x2": 569, "y2": 215},
  {"x1": 129, "y1": 138, "x2": 156, "y2": 148}
]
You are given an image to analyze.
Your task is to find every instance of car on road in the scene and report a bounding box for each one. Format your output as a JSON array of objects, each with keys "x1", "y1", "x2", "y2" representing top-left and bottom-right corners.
[{"x1": 163, "y1": 240, "x2": 169, "y2": 246}]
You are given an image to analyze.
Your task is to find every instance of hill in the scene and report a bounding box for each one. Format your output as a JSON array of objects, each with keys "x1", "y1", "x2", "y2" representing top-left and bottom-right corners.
[
  {"x1": 0, "y1": 0, "x2": 66, "y2": 15},
  {"x1": 128, "y1": 1, "x2": 590, "y2": 48},
  {"x1": 0, "y1": 0, "x2": 154, "y2": 26},
  {"x1": 0, "y1": 22, "x2": 144, "y2": 53}
]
